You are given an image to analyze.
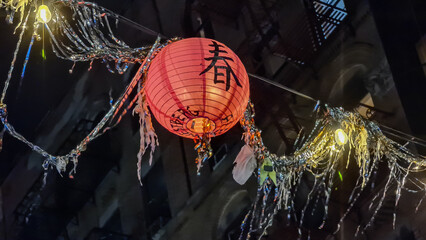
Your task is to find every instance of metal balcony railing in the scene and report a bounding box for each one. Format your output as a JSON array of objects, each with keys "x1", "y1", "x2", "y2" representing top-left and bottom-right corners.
[
  {"x1": 271, "y1": 0, "x2": 348, "y2": 65},
  {"x1": 312, "y1": 0, "x2": 348, "y2": 41}
]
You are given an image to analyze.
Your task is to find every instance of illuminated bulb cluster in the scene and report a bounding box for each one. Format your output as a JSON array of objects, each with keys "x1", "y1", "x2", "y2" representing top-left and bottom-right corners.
[
  {"x1": 36, "y1": 5, "x2": 52, "y2": 24},
  {"x1": 334, "y1": 129, "x2": 348, "y2": 146}
]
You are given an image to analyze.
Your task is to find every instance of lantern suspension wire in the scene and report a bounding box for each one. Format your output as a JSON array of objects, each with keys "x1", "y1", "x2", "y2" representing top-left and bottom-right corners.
[
  {"x1": 93, "y1": 10, "x2": 418, "y2": 146},
  {"x1": 382, "y1": 130, "x2": 426, "y2": 148},
  {"x1": 106, "y1": 9, "x2": 167, "y2": 39},
  {"x1": 0, "y1": 0, "x2": 424, "y2": 160},
  {"x1": 379, "y1": 124, "x2": 426, "y2": 144},
  {"x1": 248, "y1": 73, "x2": 317, "y2": 102},
  {"x1": 46, "y1": 0, "x2": 421, "y2": 148},
  {"x1": 248, "y1": 73, "x2": 426, "y2": 148}
]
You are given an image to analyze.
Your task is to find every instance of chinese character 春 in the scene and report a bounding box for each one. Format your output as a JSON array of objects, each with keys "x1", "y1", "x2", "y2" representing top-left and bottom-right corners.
[{"x1": 200, "y1": 41, "x2": 242, "y2": 91}]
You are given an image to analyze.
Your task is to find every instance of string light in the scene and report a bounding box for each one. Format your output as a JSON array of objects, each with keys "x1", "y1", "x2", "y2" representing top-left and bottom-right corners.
[
  {"x1": 335, "y1": 129, "x2": 348, "y2": 146},
  {"x1": 36, "y1": 5, "x2": 52, "y2": 24}
]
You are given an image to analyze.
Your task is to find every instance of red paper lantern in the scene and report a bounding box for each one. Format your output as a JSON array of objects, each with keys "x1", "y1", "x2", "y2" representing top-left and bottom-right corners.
[{"x1": 145, "y1": 38, "x2": 250, "y2": 139}]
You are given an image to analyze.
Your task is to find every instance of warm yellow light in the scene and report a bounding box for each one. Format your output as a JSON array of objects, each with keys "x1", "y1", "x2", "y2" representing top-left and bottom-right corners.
[
  {"x1": 334, "y1": 129, "x2": 348, "y2": 146},
  {"x1": 36, "y1": 5, "x2": 52, "y2": 24},
  {"x1": 187, "y1": 118, "x2": 215, "y2": 134}
]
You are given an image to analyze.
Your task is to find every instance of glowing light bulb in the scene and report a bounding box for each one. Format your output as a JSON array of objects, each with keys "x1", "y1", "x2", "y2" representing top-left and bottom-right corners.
[
  {"x1": 36, "y1": 5, "x2": 52, "y2": 24},
  {"x1": 187, "y1": 118, "x2": 215, "y2": 134},
  {"x1": 334, "y1": 129, "x2": 348, "y2": 146}
]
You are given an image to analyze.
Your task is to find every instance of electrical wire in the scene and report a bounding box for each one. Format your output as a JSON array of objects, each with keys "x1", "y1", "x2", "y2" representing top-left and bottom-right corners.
[
  {"x1": 53, "y1": 1, "x2": 168, "y2": 39},
  {"x1": 1, "y1": 0, "x2": 423, "y2": 150},
  {"x1": 248, "y1": 73, "x2": 317, "y2": 102},
  {"x1": 69, "y1": 7, "x2": 424, "y2": 148},
  {"x1": 247, "y1": 73, "x2": 426, "y2": 148}
]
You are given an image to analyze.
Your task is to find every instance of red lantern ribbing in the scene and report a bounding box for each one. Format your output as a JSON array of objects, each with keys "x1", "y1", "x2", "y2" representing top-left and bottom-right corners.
[{"x1": 145, "y1": 38, "x2": 250, "y2": 140}]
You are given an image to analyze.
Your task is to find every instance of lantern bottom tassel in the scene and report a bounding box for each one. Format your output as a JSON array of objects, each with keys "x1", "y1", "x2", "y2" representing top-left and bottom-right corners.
[{"x1": 194, "y1": 134, "x2": 213, "y2": 173}]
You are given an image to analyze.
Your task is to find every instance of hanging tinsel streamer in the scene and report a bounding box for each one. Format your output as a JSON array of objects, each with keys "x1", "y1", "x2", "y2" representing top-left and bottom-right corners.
[
  {"x1": 0, "y1": 0, "x2": 32, "y2": 30},
  {"x1": 0, "y1": 123, "x2": 5, "y2": 152},
  {"x1": 238, "y1": 101, "x2": 426, "y2": 239},
  {"x1": 133, "y1": 87, "x2": 158, "y2": 184},
  {"x1": 0, "y1": 39, "x2": 163, "y2": 176},
  {"x1": 1, "y1": 4, "x2": 31, "y2": 104},
  {"x1": 46, "y1": 0, "x2": 154, "y2": 69},
  {"x1": 0, "y1": 0, "x2": 170, "y2": 177}
]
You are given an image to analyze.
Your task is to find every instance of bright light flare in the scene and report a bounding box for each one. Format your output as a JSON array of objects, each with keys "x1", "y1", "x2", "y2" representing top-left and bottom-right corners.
[
  {"x1": 335, "y1": 129, "x2": 348, "y2": 146},
  {"x1": 37, "y1": 5, "x2": 52, "y2": 24}
]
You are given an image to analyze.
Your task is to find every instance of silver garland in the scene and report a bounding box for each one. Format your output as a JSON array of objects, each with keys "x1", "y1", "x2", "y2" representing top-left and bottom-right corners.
[
  {"x1": 238, "y1": 103, "x2": 426, "y2": 239},
  {"x1": 47, "y1": 1, "x2": 153, "y2": 70},
  {"x1": 0, "y1": 0, "x2": 168, "y2": 176}
]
